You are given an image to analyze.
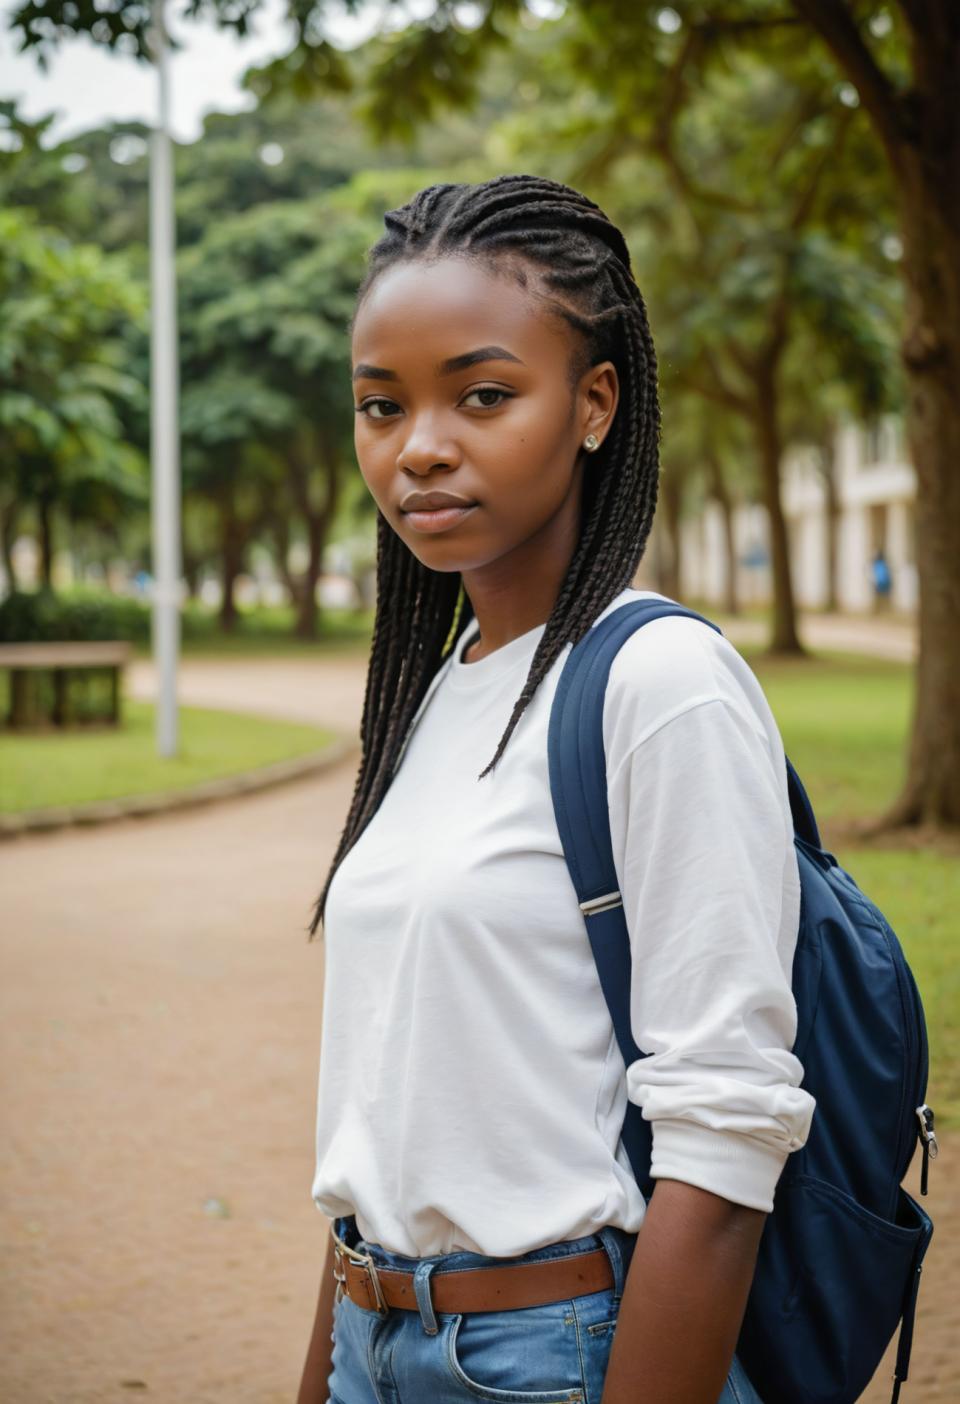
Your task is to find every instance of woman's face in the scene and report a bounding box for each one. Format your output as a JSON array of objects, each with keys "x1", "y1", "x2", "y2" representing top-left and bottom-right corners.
[{"x1": 350, "y1": 256, "x2": 618, "y2": 578}]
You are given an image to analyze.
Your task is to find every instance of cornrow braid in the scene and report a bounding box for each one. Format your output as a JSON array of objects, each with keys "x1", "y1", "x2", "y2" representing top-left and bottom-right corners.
[{"x1": 307, "y1": 174, "x2": 660, "y2": 939}]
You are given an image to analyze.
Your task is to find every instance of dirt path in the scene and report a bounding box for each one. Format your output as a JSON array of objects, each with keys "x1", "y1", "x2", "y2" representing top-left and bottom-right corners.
[
  {"x1": 718, "y1": 609, "x2": 916, "y2": 663},
  {"x1": 127, "y1": 655, "x2": 368, "y2": 729},
  {"x1": 1, "y1": 753, "x2": 361, "y2": 1403},
  {"x1": 3, "y1": 645, "x2": 955, "y2": 1403}
]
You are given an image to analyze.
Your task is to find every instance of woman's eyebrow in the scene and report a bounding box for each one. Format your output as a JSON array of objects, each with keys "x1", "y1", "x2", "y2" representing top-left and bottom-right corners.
[{"x1": 352, "y1": 346, "x2": 525, "y2": 382}]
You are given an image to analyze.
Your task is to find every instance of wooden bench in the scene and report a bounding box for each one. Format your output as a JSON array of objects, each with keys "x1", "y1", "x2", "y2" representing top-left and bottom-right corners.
[{"x1": 0, "y1": 641, "x2": 133, "y2": 728}]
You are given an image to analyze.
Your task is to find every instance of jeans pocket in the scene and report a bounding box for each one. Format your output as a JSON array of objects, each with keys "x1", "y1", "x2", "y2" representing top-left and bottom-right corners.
[
  {"x1": 571, "y1": 1288, "x2": 620, "y2": 1404},
  {"x1": 328, "y1": 1292, "x2": 376, "y2": 1404},
  {"x1": 445, "y1": 1300, "x2": 585, "y2": 1402}
]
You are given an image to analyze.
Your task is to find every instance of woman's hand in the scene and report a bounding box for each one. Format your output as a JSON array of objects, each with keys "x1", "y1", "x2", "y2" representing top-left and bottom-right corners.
[{"x1": 601, "y1": 1179, "x2": 766, "y2": 1404}]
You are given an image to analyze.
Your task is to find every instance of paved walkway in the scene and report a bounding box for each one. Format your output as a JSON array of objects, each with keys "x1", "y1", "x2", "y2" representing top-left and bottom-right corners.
[
  {"x1": 1, "y1": 749, "x2": 360, "y2": 1403},
  {"x1": 126, "y1": 608, "x2": 915, "y2": 736},
  {"x1": 4, "y1": 622, "x2": 954, "y2": 1403},
  {"x1": 716, "y1": 609, "x2": 916, "y2": 663},
  {"x1": 127, "y1": 655, "x2": 368, "y2": 730}
]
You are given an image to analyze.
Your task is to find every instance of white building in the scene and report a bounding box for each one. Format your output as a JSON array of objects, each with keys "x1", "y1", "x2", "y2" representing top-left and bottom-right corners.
[{"x1": 655, "y1": 415, "x2": 917, "y2": 615}]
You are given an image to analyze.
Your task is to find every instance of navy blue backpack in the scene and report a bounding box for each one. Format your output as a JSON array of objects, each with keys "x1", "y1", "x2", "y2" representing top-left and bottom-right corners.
[{"x1": 547, "y1": 599, "x2": 936, "y2": 1404}]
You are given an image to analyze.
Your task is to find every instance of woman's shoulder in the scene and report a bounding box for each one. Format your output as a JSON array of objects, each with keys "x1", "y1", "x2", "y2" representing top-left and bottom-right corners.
[{"x1": 596, "y1": 589, "x2": 777, "y2": 751}]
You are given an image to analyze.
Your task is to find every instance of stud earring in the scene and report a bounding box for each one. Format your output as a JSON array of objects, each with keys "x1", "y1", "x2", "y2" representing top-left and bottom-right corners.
[{"x1": 583, "y1": 434, "x2": 599, "y2": 452}]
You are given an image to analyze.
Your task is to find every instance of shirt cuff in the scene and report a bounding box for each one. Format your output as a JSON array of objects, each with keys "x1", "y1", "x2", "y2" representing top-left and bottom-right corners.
[{"x1": 649, "y1": 1118, "x2": 792, "y2": 1213}]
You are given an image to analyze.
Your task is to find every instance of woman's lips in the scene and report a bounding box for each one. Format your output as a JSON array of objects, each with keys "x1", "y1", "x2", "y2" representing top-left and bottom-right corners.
[{"x1": 402, "y1": 504, "x2": 478, "y2": 533}]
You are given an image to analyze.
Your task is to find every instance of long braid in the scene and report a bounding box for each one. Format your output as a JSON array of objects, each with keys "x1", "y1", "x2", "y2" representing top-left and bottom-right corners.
[{"x1": 307, "y1": 174, "x2": 659, "y2": 938}]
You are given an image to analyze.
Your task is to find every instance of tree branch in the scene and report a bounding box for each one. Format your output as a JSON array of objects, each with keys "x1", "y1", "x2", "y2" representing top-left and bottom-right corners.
[
  {"x1": 895, "y1": 0, "x2": 932, "y2": 40},
  {"x1": 645, "y1": 24, "x2": 762, "y2": 225},
  {"x1": 679, "y1": 351, "x2": 753, "y2": 416},
  {"x1": 790, "y1": 0, "x2": 909, "y2": 166},
  {"x1": 700, "y1": 14, "x2": 804, "y2": 37},
  {"x1": 788, "y1": 104, "x2": 854, "y2": 233}
]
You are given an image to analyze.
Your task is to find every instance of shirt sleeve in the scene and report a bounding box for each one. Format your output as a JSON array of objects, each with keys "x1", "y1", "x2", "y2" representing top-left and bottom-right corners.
[{"x1": 603, "y1": 633, "x2": 816, "y2": 1213}]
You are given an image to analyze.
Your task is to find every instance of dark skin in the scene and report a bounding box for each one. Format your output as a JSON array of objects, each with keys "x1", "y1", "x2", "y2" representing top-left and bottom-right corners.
[
  {"x1": 351, "y1": 256, "x2": 617, "y2": 659},
  {"x1": 297, "y1": 256, "x2": 766, "y2": 1404}
]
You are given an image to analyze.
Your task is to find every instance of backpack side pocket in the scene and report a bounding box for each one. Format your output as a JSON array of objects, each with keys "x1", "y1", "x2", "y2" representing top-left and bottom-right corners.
[{"x1": 739, "y1": 1176, "x2": 932, "y2": 1404}]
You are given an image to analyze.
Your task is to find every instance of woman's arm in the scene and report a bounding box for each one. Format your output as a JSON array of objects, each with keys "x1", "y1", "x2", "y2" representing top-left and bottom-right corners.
[
  {"x1": 296, "y1": 1228, "x2": 338, "y2": 1404},
  {"x1": 601, "y1": 1179, "x2": 766, "y2": 1404}
]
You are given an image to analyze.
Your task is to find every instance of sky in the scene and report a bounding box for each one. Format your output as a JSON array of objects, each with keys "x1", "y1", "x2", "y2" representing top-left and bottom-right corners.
[{"x1": 0, "y1": 0, "x2": 430, "y2": 144}]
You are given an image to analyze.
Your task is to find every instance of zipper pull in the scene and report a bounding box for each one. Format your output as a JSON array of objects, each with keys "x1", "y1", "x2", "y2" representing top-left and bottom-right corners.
[{"x1": 916, "y1": 1105, "x2": 939, "y2": 1196}]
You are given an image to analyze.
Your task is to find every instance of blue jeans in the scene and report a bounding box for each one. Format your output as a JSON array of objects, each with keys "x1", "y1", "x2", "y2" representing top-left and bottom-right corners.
[{"x1": 327, "y1": 1214, "x2": 763, "y2": 1404}]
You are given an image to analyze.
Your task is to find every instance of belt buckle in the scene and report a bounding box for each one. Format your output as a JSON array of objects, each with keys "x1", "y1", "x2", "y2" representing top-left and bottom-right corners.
[{"x1": 331, "y1": 1229, "x2": 390, "y2": 1317}]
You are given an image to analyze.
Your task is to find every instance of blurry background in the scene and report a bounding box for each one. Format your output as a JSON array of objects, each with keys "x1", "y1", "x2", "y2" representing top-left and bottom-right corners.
[{"x1": 0, "y1": 2, "x2": 957, "y2": 1401}]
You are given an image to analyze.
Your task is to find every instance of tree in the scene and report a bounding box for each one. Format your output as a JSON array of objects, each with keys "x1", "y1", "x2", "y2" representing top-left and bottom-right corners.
[
  {"x1": 179, "y1": 372, "x2": 289, "y2": 628},
  {"x1": 259, "y1": 0, "x2": 953, "y2": 823},
  {"x1": 390, "y1": 0, "x2": 960, "y2": 824},
  {"x1": 178, "y1": 195, "x2": 375, "y2": 637},
  {"x1": 477, "y1": 27, "x2": 899, "y2": 652},
  {"x1": 11, "y1": 1, "x2": 956, "y2": 825},
  {"x1": 0, "y1": 209, "x2": 147, "y2": 590},
  {"x1": 786, "y1": 1, "x2": 959, "y2": 829}
]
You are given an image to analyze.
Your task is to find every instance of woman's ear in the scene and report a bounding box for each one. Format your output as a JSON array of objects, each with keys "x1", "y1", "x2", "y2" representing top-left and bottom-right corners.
[{"x1": 579, "y1": 360, "x2": 619, "y2": 451}]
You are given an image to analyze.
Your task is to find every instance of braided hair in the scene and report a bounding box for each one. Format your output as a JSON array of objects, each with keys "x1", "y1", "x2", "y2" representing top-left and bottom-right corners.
[{"x1": 307, "y1": 173, "x2": 660, "y2": 939}]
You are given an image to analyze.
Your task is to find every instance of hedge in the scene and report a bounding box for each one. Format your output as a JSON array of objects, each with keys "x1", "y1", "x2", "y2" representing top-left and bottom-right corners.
[{"x1": 0, "y1": 589, "x2": 152, "y2": 644}]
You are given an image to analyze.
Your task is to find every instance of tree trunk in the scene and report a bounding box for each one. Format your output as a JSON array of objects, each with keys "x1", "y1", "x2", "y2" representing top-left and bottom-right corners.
[
  {"x1": 706, "y1": 453, "x2": 739, "y2": 616},
  {"x1": 878, "y1": 154, "x2": 960, "y2": 826},
  {"x1": 295, "y1": 511, "x2": 325, "y2": 640},
  {"x1": 219, "y1": 506, "x2": 245, "y2": 634},
  {"x1": 753, "y1": 367, "x2": 803, "y2": 653},
  {"x1": 790, "y1": 0, "x2": 960, "y2": 829},
  {"x1": 38, "y1": 495, "x2": 54, "y2": 589},
  {"x1": 1, "y1": 503, "x2": 18, "y2": 592},
  {"x1": 658, "y1": 470, "x2": 683, "y2": 600},
  {"x1": 285, "y1": 430, "x2": 342, "y2": 641},
  {"x1": 269, "y1": 514, "x2": 299, "y2": 606}
]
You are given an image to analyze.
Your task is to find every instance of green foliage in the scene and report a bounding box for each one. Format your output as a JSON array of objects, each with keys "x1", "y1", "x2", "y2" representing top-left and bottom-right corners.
[
  {"x1": 349, "y1": 4, "x2": 523, "y2": 145},
  {"x1": 176, "y1": 193, "x2": 377, "y2": 624},
  {"x1": 173, "y1": 601, "x2": 375, "y2": 654},
  {"x1": 0, "y1": 587, "x2": 151, "y2": 643},
  {"x1": 0, "y1": 208, "x2": 148, "y2": 567},
  {"x1": 8, "y1": 0, "x2": 269, "y2": 63},
  {"x1": 0, "y1": 587, "x2": 376, "y2": 649},
  {"x1": 0, "y1": 0, "x2": 911, "y2": 634}
]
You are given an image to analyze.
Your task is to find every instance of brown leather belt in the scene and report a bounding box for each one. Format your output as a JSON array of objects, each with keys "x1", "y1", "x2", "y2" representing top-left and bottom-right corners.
[{"x1": 331, "y1": 1225, "x2": 614, "y2": 1316}]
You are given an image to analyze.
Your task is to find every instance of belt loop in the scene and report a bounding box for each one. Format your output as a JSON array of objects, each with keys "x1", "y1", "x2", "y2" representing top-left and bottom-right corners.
[
  {"x1": 413, "y1": 1259, "x2": 440, "y2": 1335},
  {"x1": 597, "y1": 1226, "x2": 628, "y2": 1304},
  {"x1": 333, "y1": 1213, "x2": 358, "y2": 1249}
]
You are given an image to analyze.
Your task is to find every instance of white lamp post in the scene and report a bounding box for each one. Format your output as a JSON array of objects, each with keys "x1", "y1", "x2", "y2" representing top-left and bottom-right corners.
[{"x1": 148, "y1": 0, "x2": 181, "y2": 757}]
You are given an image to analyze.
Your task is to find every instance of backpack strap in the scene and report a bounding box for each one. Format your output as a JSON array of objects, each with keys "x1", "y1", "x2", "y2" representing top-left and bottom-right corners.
[{"x1": 547, "y1": 597, "x2": 816, "y2": 1199}]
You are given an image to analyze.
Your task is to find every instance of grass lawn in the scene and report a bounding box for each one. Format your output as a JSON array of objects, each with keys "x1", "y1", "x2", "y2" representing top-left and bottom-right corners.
[
  {"x1": 149, "y1": 602, "x2": 376, "y2": 658},
  {"x1": 0, "y1": 700, "x2": 337, "y2": 813},
  {"x1": 747, "y1": 648, "x2": 959, "y2": 1128},
  {"x1": 749, "y1": 650, "x2": 913, "y2": 820}
]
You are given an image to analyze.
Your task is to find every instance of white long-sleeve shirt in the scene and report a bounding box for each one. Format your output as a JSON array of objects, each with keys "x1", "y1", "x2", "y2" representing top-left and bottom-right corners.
[{"x1": 311, "y1": 587, "x2": 815, "y2": 1257}]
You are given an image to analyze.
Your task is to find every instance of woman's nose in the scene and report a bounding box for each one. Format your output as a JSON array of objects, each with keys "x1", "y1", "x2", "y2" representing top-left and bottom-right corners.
[{"x1": 397, "y1": 415, "x2": 462, "y2": 474}]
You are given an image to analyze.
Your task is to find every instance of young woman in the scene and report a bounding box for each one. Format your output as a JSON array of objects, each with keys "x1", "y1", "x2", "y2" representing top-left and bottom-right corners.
[{"x1": 297, "y1": 174, "x2": 815, "y2": 1404}]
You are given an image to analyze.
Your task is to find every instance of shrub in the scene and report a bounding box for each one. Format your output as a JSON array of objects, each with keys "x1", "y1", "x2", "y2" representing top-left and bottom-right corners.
[{"x1": 0, "y1": 589, "x2": 151, "y2": 644}]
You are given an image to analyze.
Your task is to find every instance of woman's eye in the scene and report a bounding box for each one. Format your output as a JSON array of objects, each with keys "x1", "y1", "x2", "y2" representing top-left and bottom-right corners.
[
  {"x1": 356, "y1": 399, "x2": 401, "y2": 420},
  {"x1": 356, "y1": 388, "x2": 510, "y2": 418},
  {"x1": 462, "y1": 387, "x2": 510, "y2": 409}
]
